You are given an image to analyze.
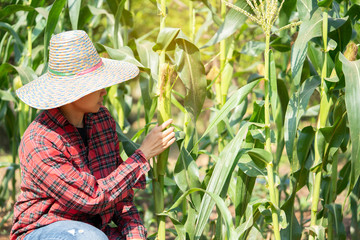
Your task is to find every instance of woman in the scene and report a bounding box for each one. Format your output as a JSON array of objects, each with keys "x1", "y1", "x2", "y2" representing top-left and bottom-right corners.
[{"x1": 11, "y1": 30, "x2": 175, "y2": 240}]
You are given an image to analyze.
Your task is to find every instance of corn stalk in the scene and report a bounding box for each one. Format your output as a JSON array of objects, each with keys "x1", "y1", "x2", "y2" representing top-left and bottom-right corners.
[
  {"x1": 309, "y1": 10, "x2": 331, "y2": 239},
  {"x1": 222, "y1": 0, "x2": 302, "y2": 238},
  {"x1": 153, "y1": 1, "x2": 169, "y2": 239}
]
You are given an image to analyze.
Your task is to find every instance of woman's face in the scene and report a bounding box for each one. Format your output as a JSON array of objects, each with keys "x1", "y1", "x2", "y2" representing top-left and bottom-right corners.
[{"x1": 72, "y1": 88, "x2": 107, "y2": 113}]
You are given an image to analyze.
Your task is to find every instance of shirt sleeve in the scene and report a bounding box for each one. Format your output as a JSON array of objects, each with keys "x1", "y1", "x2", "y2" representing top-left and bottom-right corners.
[
  {"x1": 112, "y1": 195, "x2": 147, "y2": 239},
  {"x1": 25, "y1": 134, "x2": 150, "y2": 215}
]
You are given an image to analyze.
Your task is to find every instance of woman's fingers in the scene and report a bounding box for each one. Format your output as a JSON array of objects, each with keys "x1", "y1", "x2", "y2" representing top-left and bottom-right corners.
[
  {"x1": 139, "y1": 119, "x2": 176, "y2": 160},
  {"x1": 160, "y1": 119, "x2": 173, "y2": 130},
  {"x1": 162, "y1": 131, "x2": 175, "y2": 145},
  {"x1": 165, "y1": 137, "x2": 176, "y2": 148},
  {"x1": 162, "y1": 126, "x2": 174, "y2": 136}
]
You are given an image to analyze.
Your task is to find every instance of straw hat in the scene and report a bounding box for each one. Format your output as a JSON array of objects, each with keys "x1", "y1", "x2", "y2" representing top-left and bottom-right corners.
[{"x1": 16, "y1": 30, "x2": 139, "y2": 109}]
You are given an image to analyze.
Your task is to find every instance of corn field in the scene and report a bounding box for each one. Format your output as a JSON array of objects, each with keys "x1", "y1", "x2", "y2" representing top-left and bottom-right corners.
[{"x1": 1, "y1": 0, "x2": 360, "y2": 239}]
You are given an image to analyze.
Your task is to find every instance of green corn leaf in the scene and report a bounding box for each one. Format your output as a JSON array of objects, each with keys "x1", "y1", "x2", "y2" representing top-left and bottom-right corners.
[
  {"x1": 307, "y1": 226, "x2": 325, "y2": 239},
  {"x1": 295, "y1": 126, "x2": 315, "y2": 173},
  {"x1": 297, "y1": 0, "x2": 318, "y2": 21},
  {"x1": 96, "y1": 43, "x2": 144, "y2": 68},
  {"x1": 337, "y1": 161, "x2": 351, "y2": 195},
  {"x1": 0, "y1": 22, "x2": 24, "y2": 55},
  {"x1": 164, "y1": 187, "x2": 238, "y2": 239},
  {"x1": 68, "y1": 0, "x2": 81, "y2": 30},
  {"x1": 280, "y1": 127, "x2": 314, "y2": 239},
  {"x1": 325, "y1": 204, "x2": 346, "y2": 239},
  {"x1": 280, "y1": 194, "x2": 302, "y2": 240},
  {"x1": 0, "y1": 5, "x2": 34, "y2": 21},
  {"x1": 194, "y1": 80, "x2": 260, "y2": 151},
  {"x1": 202, "y1": 0, "x2": 249, "y2": 48},
  {"x1": 284, "y1": 76, "x2": 321, "y2": 166},
  {"x1": 0, "y1": 63, "x2": 37, "y2": 86},
  {"x1": 270, "y1": 37, "x2": 291, "y2": 52},
  {"x1": 194, "y1": 0, "x2": 222, "y2": 26},
  {"x1": 135, "y1": 40, "x2": 159, "y2": 81},
  {"x1": 194, "y1": 122, "x2": 262, "y2": 238},
  {"x1": 319, "y1": 97, "x2": 347, "y2": 164},
  {"x1": 0, "y1": 162, "x2": 11, "y2": 168},
  {"x1": 318, "y1": 0, "x2": 333, "y2": 8},
  {"x1": 174, "y1": 147, "x2": 201, "y2": 192},
  {"x1": 139, "y1": 73, "x2": 156, "y2": 124},
  {"x1": 329, "y1": 19, "x2": 352, "y2": 59},
  {"x1": 0, "y1": 90, "x2": 17, "y2": 103},
  {"x1": 350, "y1": 179, "x2": 360, "y2": 238},
  {"x1": 346, "y1": 4, "x2": 360, "y2": 25},
  {"x1": 247, "y1": 148, "x2": 273, "y2": 168},
  {"x1": 27, "y1": 0, "x2": 44, "y2": 27},
  {"x1": 87, "y1": 5, "x2": 114, "y2": 22},
  {"x1": 238, "y1": 153, "x2": 267, "y2": 177},
  {"x1": 235, "y1": 170, "x2": 256, "y2": 226},
  {"x1": 278, "y1": 0, "x2": 296, "y2": 37},
  {"x1": 175, "y1": 32, "x2": 207, "y2": 121},
  {"x1": 115, "y1": 122, "x2": 139, "y2": 157},
  {"x1": 240, "y1": 41, "x2": 266, "y2": 57},
  {"x1": 339, "y1": 53, "x2": 360, "y2": 192},
  {"x1": 235, "y1": 205, "x2": 254, "y2": 237},
  {"x1": 153, "y1": 28, "x2": 180, "y2": 52},
  {"x1": 291, "y1": 9, "x2": 322, "y2": 88},
  {"x1": 307, "y1": 42, "x2": 323, "y2": 75},
  {"x1": 43, "y1": 0, "x2": 67, "y2": 67},
  {"x1": 114, "y1": 0, "x2": 126, "y2": 48}
]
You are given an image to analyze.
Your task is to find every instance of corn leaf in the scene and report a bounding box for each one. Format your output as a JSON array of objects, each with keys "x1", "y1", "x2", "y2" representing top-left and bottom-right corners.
[
  {"x1": 0, "y1": 5, "x2": 34, "y2": 21},
  {"x1": 296, "y1": 0, "x2": 318, "y2": 21},
  {"x1": 164, "y1": 187, "x2": 237, "y2": 239},
  {"x1": 96, "y1": 43, "x2": 144, "y2": 68},
  {"x1": 43, "y1": 0, "x2": 67, "y2": 66},
  {"x1": 284, "y1": 76, "x2": 320, "y2": 169},
  {"x1": 115, "y1": 122, "x2": 139, "y2": 157},
  {"x1": 175, "y1": 32, "x2": 207, "y2": 121},
  {"x1": 291, "y1": 9, "x2": 322, "y2": 88},
  {"x1": 194, "y1": 122, "x2": 262, "y2": 238},
  {"x1": 174, "y1": 147, "x2": 201, "y2": 192},
  {"x1": 235, "y1": 170, "x2": 256, "y2": 226},
  {"x1": 194, "y1": 80, "x2": 259, "y2": 150},
  {"x1": 0, "y1": 22, "x2": 24, "y2": 54},
  {"x1": 153, "y1": 28, "x2": 180, "y2": 52},
  {"x1": 202, "y1": 0, "x2": 249, "y2": 48},
  {"x1": 325, "y1": 203, "x2": 346, "y2": 239},
  {"x1": 339, "y1": 53, "x2": 360, "y2": 192},
  {"x1": 68, "y1": 0, "x2": 81, "y2": 30},
  {"x1": 247, "y1": 148, "x2": 273, "y2": 167}
]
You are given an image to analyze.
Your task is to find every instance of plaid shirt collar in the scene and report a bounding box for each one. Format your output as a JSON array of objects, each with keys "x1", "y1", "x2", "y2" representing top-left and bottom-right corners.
[{"x1": 45, "y1": 107, "x2": 94, "y2": 129}]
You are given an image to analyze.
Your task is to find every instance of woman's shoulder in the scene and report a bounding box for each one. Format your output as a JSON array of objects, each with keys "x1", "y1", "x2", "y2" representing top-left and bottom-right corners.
[{"x1": 21, "y1": 111, "x2": 65, "y2": 148}]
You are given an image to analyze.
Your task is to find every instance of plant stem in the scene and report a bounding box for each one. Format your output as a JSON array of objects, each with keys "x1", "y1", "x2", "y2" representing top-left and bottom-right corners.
[
  {"x1": 264, "y1": 33, "x2": 281, "y2": 240},
  {"x1": 27, "y1": 26, "x2": 32, "y2": 59},
  {"x1": 310, "y1": 10, "x2": 329, "y2": 239},
  {"x1": 216, "y1": 1, "x2": 227, "y2": 153},
  {"x1": 154, "y1": 1, "x2": 168, "y2": 238}
]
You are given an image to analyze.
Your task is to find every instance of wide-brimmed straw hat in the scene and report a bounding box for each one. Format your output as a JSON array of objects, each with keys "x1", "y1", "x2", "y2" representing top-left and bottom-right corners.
[{"x1": 16, "y1": 30, "x2": 139, "y2": 109}]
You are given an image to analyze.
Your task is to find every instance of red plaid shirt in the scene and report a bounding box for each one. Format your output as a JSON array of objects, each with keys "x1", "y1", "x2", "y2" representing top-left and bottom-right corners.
[{"x1": 11, "y1": 107, "x2": 150, "y2": 240}]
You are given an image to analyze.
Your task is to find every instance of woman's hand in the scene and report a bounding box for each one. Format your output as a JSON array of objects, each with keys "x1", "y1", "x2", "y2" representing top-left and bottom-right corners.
[{"x1": 138, "y1": 119, "x2": 176, "y2": 160}]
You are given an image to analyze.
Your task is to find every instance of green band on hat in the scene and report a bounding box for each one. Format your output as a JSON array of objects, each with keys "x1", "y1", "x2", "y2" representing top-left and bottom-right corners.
[{"x1": 48, "y1": 68, "x2": 75, "y2": 76}]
